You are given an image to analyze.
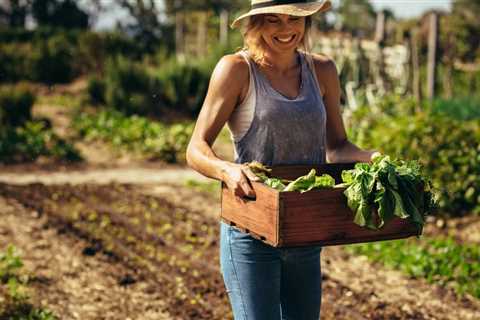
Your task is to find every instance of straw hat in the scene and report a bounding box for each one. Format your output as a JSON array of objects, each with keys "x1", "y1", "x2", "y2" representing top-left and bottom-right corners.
[{"x1": 231, "y1": 0, "x2": 332, "y2": 29}]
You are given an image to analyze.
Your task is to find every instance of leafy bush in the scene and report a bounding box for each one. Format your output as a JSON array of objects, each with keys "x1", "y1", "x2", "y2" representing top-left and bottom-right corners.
[
  {"x1": 0, "y1": 121, "x2": 82, "y2": 164},
  {"x1": 156, "y1": 58, "x2": 210, "y2": 116},
  {"x1": 347, "y1": 95, "x2": 480, "y2": 215},
  {"x1": 0, "y1": 28, "x2": 145, "y2": 84},
  {"x1": 0, "y1": 42, "x2": 33, "y2": 83},
  {"x1": 87, "y1": 76, "x2": 106, "y2": 105},
  {"x1": 102, "y1": 56, "x2": 161, "y2": 116},
  {"x1": 89, "y1": 53, "x2": 216, "y2": 117},
  {"x1": 430, "y1": 97, "x2": 480, "y2": 121},
  {"x1": 30, "y1": 33, "x2": 76, "y2": 83},
  {"x1": 0, "y1": 85, "x2": 34, "y2": 127},
  {"x1": 72, "y1": 109, "x2": 193, "y2": 163},
  {"x1": 347, "y1": 237, "x2": 480, "y2": 299},
  {"x1": 77, "y1": 31, "x2": 143, "y2": 73}
]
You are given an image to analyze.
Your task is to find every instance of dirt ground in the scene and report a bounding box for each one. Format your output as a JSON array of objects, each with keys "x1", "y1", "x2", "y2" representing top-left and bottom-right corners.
[{"x1": 1, "y1": 164, "x2": 479, "y2": 320}]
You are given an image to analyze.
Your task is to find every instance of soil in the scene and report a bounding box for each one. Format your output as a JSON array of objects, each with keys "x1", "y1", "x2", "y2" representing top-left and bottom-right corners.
[{"x1": 1, "y1": 169, "x2": 479, "y2": 320}]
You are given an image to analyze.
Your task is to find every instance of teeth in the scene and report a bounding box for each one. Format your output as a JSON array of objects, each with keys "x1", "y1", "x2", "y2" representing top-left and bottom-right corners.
[{"x1": 276, "y1": 35, "x2": 295, "y2": 43}]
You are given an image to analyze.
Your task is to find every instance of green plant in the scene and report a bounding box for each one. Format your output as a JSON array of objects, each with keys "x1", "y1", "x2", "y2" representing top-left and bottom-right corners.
[
  {"x1": 0, "y1": 85, "x2": 34, "y2": 127},
  {"x1": 347, "y1": 237, "x2": 480, "y2": 299},
  {"x1": 0, "y1": 121, "x2": 82, "y2": 163},
  {"x1": 340, "y1": 155, "x2": 436, "y2": 231},
  {"x1": 72, "y1": 109, "x2": 193, "y2": 163},
  {"x1": 87, "y1": 76, "x2": 106, "y2": 105},
  {"x1": 30, "y1": 33, "x2": 76, "y2": 83},
  {"x1": 0, "y1": 245, "x2": 57, "y2": 319},
  {"x1": 103, "y1": 56, "x2": 160, "y2": 116}
]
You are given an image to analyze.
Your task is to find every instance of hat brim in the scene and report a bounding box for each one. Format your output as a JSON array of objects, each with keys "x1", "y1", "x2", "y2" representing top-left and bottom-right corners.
[{"x1": 231, "y1": 1, "x2": 332, "y2": 29}]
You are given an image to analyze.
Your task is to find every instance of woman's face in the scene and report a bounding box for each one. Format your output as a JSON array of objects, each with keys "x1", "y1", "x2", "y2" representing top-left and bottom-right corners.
[{"x1": 260, "y1": 14, "x2": 306, "y2": 54}]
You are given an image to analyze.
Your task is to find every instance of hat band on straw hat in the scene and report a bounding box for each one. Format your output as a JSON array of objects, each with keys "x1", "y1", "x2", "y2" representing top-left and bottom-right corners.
[
  {"x1": 252, "y1": 0, "x2": 309, "y2": 10},
  {"x1": 231, "y1": 0, "x2": 331, "y2": 28}
]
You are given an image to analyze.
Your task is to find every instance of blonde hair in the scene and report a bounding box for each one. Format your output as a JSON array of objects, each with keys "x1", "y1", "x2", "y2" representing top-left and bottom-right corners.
[{"x1": 239, "y1": 14, "x2": 313, "y2": 66}]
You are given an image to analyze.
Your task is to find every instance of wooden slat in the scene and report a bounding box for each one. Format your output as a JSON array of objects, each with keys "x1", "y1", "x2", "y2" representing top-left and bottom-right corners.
[
  {"x1": 220, "y1": 181, "x2": 279, "y2": 246},
  {"x1": 279, "y1": 188, "x2": 419, "y2": 247}
]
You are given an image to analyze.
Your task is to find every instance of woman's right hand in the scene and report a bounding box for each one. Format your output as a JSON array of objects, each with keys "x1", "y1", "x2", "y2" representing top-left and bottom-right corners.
[{"x1": 221, "y1": 163, "x2": 261, "y2": 199}]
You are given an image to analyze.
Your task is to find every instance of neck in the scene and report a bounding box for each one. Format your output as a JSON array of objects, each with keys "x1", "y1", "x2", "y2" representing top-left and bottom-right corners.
[{"x1": 261, "y1": 49, "x2": 299, "y2": 74}]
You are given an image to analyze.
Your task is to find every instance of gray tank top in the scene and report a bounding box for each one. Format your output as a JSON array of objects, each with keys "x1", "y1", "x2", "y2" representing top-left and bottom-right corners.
[{"x1": 234, "y1": 50, "x2": 327, "y2": 166}]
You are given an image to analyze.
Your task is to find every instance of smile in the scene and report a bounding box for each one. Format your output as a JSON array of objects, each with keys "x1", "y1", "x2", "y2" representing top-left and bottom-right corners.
[{"x1": 274, "y1": 35, "x2": 296, "y2": 44}]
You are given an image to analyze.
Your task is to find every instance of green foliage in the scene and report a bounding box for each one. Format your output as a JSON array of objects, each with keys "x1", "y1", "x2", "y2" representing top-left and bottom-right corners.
[
  {"x1": 30, "y1": 33, "x2": 76, "y2": 83},
  {"x1": 87, "y1": 76, "x2": 106, "y2": 105},
  {"x1": 282, "y1": 169, "x2": 335, "y2": 192},
  {"x1": 430, "y1": 96, "x2": 480, "y2": 121},
  {"x1": 347, "y1": 237, "x2": 480, "y2": 299},
  {"x1": 0, "y1": 245, "x2": 57, "y2": 320},
  {"x1": 0, "y1": 28, "x2": 144, "y2": 84},
  {"x1": 0, "y1": 42, "x2": 33, "y2": 83},
  {"x1": 77, "y1": 31, "x2": 143, "y2": 73},
  {"x1": 347, "y1": 95, "x2": 480, "y2": 216},
  {"x1": 0, "y1": 32, "x2": 77, "y2": 84},
  {"x1": 0, "y1": 245, "x2": 23, "y2": 282},
  {"x1": 101, "y1": 56, "x2": 160, "y2": 116},
  {"x1": 0, "y1": 85, "x2": 34, "y2": 127},
  {"x1": 0, "y1": 121, "x2": 82, "y2": 164},
  {"x1": 91, "y1": 53, "x2": 214, "y2": 117},
  {"x1": 156, "y1": 58, "x2": 210, "y2": 116},
  {"x1": 336, "y1": 0, "x2": 376, "y2": 37},
  {"x1": 340, "y1": 155, "x2": 435, "y2": 231},
  {"x1": 72, "y1": 109, "x2": 194, "y2": 163},
  {"x1": 32, "y1": 0, "x2": 89, "y2": 29}
]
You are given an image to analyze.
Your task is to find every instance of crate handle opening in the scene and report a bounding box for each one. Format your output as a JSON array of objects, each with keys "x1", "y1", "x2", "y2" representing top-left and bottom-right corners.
[{"x1": 241, "y1": 195, "x2": 256, "y2": 201}]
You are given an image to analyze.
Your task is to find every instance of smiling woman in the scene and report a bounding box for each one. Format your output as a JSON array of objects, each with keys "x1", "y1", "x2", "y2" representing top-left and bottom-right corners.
[
  {"x1": 186, "y1": 0, "x2": 379, "y2": 319},
  {"x1": 241, "y1": 13, "x2": 313, "y2": 66}
]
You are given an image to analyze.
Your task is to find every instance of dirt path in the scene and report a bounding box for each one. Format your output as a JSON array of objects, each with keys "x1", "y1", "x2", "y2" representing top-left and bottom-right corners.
[
  {"x1": 1, "y1": 165, "x2": 480, "y2": 319},
  {"x1": 0, "y1": 164, "x2": 210, "y2": 186}
]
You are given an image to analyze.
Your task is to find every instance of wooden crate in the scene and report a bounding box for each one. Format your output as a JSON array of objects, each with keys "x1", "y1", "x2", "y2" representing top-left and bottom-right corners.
[{"x1": 220, "y1": 163, "x2": 421, "y2": 247}]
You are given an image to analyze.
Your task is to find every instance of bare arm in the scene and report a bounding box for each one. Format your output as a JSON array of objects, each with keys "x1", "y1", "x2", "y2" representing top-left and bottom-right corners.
[
  {"x1": 312, "y1": 54, "x2": 378, "y2": 163},
  {"x1": 186, "y1": 54, "x2": 259, "y2": 198}
]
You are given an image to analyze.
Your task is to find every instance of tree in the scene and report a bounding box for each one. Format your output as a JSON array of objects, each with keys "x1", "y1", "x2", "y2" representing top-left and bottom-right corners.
[
  {"x1": 0, "y1": 0, "x2": 32, "y2": 27},
  {"x1": 335, "y1": 0, "x2": 376, "y2": 37},
  {"x1": 32, "y1": 0, "x2": 89, "y2": 29}
]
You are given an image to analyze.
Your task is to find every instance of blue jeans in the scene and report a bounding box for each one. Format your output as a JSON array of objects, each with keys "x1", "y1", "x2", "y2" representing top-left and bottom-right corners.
[{"x1": 220, "y1": 221, "x2": 322, "y2": 320}]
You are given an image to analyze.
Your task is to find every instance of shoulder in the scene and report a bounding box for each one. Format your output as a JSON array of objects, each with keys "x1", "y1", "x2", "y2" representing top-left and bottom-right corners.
[
  {"x1": 213, "y1": 53, "x2": 249, "y2": 85},
  {"x1": 307, "y1": 53, "x2": 340, "y2": 96},
  {"x1": 309, "y1": 53, "x2": 338, "y2": 79},
  {"x1": 210, "y1": 53, "x2": 249, "y2": 101}
]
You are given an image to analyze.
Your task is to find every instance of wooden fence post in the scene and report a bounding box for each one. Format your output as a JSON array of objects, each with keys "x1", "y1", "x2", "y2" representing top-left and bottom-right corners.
[
  {"x1": 427, "y1": 12, "x2": 438, "y2": 102},
  {"x1": 196, "y1": 11, "x2": 208, "y2": 58},
  {"x1": 219, "y1": 9, "x2": 229, "y2": 46},
  {"x1": 175, "y1": 0, "x2": 185, "y2": 62},
  {"x1": 411, "y1": 27, "x2": 422, "y2": 106}
]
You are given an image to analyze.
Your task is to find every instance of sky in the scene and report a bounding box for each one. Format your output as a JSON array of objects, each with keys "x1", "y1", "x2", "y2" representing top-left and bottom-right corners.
[
  {"x1": 365, "y1": 0, "x2": 451, "y2": 18},
  {"x1": 93, "y1": 0, "x2": 453, "y2": 30}
]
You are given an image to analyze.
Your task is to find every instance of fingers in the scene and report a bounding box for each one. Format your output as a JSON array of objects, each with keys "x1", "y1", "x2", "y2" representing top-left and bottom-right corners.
[
  {"x1": 230, "y1": 167, "x2": 256, "y2": 199},
  {"x1": 241, "y1": 166, "x2": 261, "y2": 183},
  {"x1": 237, "y1": 179, "x2": 256, "y2": 199}
]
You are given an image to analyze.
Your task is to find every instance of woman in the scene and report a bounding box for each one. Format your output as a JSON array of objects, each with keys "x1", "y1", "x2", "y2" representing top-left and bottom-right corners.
[{"x1": 186, "y1": 1, "x2": 379, "y2": 318}]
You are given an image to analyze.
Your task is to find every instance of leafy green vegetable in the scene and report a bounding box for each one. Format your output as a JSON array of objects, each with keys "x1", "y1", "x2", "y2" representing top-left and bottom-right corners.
[
  {"x1": 341, "y1": 155, "x2": 436, "y2": 232},
  {"x1": 284, "y1": 169, "x2": 335, "y2": 192},
  {"x1": 247, "y1": 162, "x2": 335, "y2": 193}
]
